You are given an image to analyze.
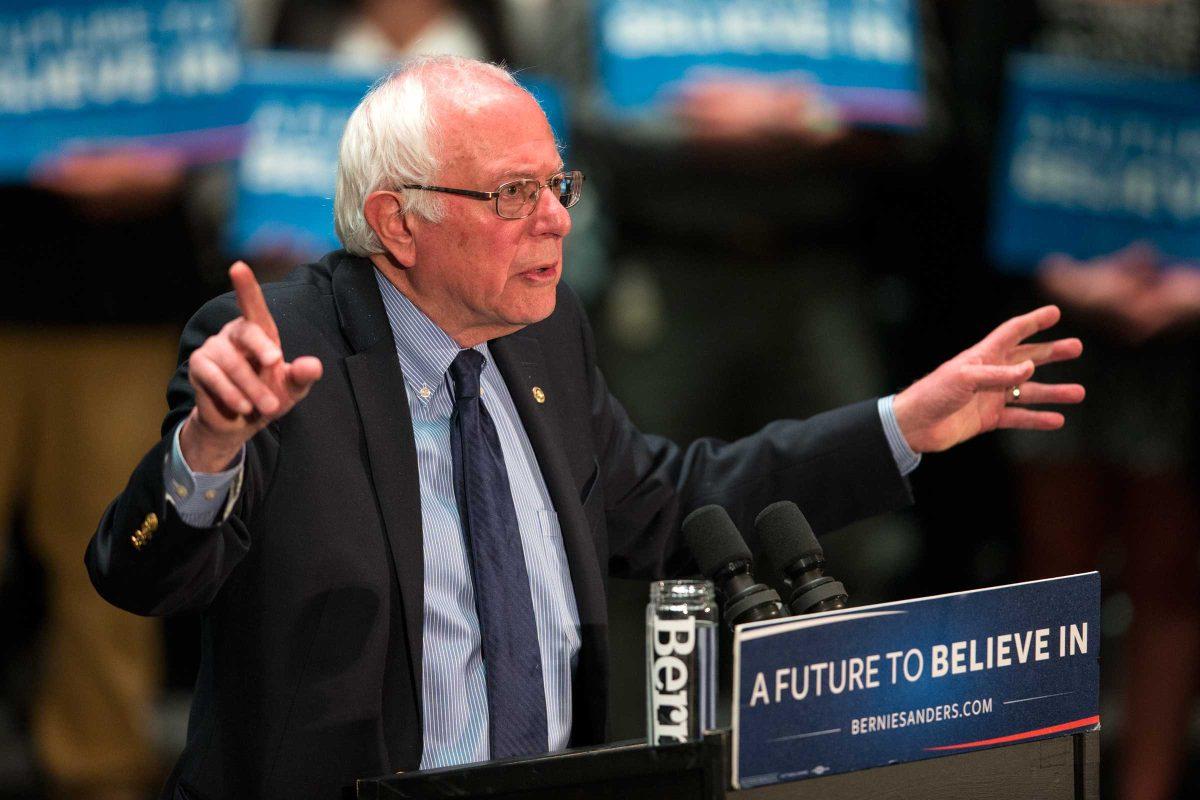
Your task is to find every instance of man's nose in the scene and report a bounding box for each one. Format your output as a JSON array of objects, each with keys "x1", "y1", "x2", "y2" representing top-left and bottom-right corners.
[{"x1": 530, "y1": 184, "x2": 572, "y2": 236}]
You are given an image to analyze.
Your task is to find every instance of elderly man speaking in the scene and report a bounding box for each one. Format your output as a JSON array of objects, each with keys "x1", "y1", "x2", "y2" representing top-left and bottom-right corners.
[{"x1": 87, "y1": 56, "x2": 1083, "y2": 799}]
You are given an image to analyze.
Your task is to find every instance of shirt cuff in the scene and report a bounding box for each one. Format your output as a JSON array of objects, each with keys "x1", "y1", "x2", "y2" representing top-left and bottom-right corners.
[
  {"x1": 878, "y1": 394, "x2": 921, "y2": 477},
  {"x1": 163, "y1": 420, "x2": 245, "y2": 527}
]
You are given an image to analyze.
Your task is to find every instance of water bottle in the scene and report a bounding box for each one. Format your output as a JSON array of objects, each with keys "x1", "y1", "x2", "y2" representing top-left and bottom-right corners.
[{"x1": 646, "y1": 579, "x2": 717, "y2": 745}]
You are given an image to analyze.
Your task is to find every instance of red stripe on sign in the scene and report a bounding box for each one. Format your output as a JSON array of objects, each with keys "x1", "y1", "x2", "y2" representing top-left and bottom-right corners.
[{"x1": 924, "y1": 716, "x2": 1100, "y2": 751}]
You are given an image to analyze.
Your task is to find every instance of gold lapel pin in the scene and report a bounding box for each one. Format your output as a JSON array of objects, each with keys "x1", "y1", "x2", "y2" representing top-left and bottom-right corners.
[{"x1": 532, "y1": 386, "x2": 546, "y2": 404}]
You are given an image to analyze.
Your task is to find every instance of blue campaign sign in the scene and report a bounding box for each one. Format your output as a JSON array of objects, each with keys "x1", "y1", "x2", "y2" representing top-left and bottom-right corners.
[
  {"x1": 0, "y1": 0, "x2": 244, "y2": 179},
  {"x1": 731, "y1": 573, "x2": 1100, "y2": 788},
  {"x1": 990, "y1": 55, "x2": 1200, "y2": 272},
  {"x1": 229, "y1": 53, "x2": 378, "y2": 258},
  {"x1": 593, "y1": 0, "x2": 923, "y2": 127},
  {"x1": 230, "y1": 52, "x2": 572, "y2": 259}
]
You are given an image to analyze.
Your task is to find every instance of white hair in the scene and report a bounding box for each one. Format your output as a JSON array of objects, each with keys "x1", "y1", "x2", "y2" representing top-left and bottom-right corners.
[{"x1": 334, "y1": 55, "x2": 528, "y2": 256}]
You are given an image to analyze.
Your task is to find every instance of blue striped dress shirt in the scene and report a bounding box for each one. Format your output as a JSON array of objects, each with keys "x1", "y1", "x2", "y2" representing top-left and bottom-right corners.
[{"x1": 370, "y1": 269, "x2": 581, "y2": 767}]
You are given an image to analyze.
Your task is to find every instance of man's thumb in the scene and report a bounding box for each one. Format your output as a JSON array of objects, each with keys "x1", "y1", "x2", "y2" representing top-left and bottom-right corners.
[{"x1": 285, "y1": 357, "x2": 324, "y2": 394}]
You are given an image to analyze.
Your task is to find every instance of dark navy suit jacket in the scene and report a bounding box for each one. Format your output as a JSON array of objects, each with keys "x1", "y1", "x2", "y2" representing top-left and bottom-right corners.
[{"x1": 87, "y1": 251, "x2": 913, "y2": 799}]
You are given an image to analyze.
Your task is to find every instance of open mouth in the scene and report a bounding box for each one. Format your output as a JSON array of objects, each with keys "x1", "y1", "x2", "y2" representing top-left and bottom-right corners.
[{"x1": 520, "y1": 264, "x2": 558, "y2": 281}]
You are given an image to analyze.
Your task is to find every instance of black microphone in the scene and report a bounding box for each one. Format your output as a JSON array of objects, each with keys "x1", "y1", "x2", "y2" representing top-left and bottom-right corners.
[
  {"x1": 682, "y1": 505, "x2": 783, "y2": 630},
  {"x1": 754, "y1": 501, "x2": 849, "y2": 615}
]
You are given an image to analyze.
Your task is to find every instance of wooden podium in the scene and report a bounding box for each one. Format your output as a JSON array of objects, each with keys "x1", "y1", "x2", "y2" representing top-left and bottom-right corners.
[{"x1": 355, "y1": 728, "x2": 1098, "y2": 800}]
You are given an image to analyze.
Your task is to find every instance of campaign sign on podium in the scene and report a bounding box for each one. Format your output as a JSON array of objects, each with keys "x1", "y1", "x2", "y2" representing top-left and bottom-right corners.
[
  {"x1": 0, "y1": 0, "x2": 244, "y2": 179},
  {"x1": 990, "y1": 54, "x2": 1200, "y2": 272},
  {"x1": 731, "y1": 573, "x2": 1100, "y2": 789},
  {"x1": 593, "y1": 0, "x2": 924, "y2": 127}
]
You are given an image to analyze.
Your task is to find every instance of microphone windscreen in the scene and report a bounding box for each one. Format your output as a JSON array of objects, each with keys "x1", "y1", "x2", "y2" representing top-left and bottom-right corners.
[
  {"x1": 754, "y1": 501, "x2": 821, "y2": 565},
  {"x1": 682, "y1": 505, "x2": 753, "y2": 577}
]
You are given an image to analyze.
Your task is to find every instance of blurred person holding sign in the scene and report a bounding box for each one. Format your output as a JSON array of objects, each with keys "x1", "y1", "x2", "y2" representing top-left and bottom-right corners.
[
  {"x1": 973, "y1": 1, "x2": 1200, "y2": 798},
  {"x1": 0, "y1": 0, "x2": 240, "y2": 796},
  {"x1": 0, "y1": 146, "x2": 210, "y2": 800}
]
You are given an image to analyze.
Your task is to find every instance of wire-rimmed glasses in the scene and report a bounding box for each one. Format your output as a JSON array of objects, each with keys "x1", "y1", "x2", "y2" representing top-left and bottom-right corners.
[{"x1": 401, "y1": 170, "x2": 584, "y2": 219}]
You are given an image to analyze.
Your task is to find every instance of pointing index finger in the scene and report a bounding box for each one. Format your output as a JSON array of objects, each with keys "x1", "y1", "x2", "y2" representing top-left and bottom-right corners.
[{"x1": 230, "y1": 261, "x2": 279, "y2": 343}]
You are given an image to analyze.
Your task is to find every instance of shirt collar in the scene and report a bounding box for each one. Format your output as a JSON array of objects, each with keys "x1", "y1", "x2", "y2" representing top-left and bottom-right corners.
[{"x1": 372, "y1": 267, "x2": 486, "y2": 403}]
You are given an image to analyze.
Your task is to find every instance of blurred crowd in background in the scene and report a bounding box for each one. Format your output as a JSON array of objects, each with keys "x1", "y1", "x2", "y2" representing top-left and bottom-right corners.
[{"x1": 1, "y1": 1, "x2": 1199, "y2": 799}]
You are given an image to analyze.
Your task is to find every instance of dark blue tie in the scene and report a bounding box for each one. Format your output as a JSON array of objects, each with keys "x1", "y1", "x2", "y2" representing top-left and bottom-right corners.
[{"x1": 448, "y1": 349, "x2": 548, "y2": 759}]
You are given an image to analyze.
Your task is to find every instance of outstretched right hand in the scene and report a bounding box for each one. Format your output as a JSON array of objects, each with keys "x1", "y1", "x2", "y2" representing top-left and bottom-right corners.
[{"x1": 179, "y1": 262, "x2": 323, "y2": 473}]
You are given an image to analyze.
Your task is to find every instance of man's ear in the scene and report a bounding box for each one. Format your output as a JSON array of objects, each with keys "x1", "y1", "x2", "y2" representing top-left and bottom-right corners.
[{"x1": 363, "y1": 190, "x2": 417, "y2": 267}]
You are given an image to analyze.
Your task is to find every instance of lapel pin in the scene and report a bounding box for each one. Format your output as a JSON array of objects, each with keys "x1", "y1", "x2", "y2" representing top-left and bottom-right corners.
[{"x1": 532, "y1": 386, "x2": 546, "y2": 404}]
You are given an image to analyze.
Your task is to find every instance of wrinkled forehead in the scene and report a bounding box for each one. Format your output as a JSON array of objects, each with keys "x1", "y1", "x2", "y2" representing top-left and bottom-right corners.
[
  {"x1": 430, "y1": 84, "x2": 559, "y2": 179},
  {"x1": 428, "y1": 71, "x2": 529, "y2": 116}
]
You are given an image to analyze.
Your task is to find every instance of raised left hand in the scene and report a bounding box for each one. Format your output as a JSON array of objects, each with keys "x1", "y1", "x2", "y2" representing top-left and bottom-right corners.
[{"x1": 892, "y1": 306, "x2": 1085, "y2": 453}]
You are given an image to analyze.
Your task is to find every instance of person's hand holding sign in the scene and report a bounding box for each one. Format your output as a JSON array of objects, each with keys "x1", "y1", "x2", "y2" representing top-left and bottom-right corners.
[{"x1": 179, "y1": 263, "x2": 323, "y2": 473}]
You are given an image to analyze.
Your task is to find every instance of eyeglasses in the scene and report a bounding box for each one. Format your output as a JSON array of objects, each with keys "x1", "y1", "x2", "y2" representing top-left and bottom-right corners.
[{"x1": 401, "y1": 169, "x2": 584, "y2": 220}]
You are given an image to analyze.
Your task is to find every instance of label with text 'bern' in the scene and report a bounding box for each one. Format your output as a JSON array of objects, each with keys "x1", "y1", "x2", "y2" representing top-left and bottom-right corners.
[{"x1": 732, "y1": 572, "x2": 1100, "y2": 789}]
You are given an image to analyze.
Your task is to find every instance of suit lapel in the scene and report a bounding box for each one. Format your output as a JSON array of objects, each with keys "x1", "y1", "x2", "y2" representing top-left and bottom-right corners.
[
  {"x1": 489, "y1": 332, "x2": 607, "y2": 630},
  {"x1": 333, "y1": 256, "x2": 425, "y2": 711},
  {"x1": 332, "y1": 255, "x2": 608, "y2": 747},
  {"x1": 491, "y1": 329, "x2": 610, "y2": 745}
]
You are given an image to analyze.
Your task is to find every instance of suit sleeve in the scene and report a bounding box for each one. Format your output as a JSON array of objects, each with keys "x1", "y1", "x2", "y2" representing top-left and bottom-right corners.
[
  {"x1": 85, "y1": 294, "x2": 279, "y2": 617},
  {"x1": 572, "y1": 294, "x2": 914, "y2": 581}
]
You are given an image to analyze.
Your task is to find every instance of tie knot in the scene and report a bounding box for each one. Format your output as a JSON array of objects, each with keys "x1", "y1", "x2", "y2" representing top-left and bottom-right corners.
[{"x1": 449, "y1": 348, "x2": 485, "y2": 401}]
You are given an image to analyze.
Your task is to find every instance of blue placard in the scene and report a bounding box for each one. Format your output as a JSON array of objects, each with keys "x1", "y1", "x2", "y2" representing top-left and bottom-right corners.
[
  {"x1": 594, "y1": 0, "x2": 923, "y2": 127},
  {"x1": 990, "y1": 54, "x2": 1200, "y2": 272},
  {"x1": 0, "y1": 0, "x2": 244, "y2": 179},
  {"x1": 229, "y1": 52, "x2": 573, "y2": 259},
  {"x1": 732, "y1": 573, "x2": 1100, "y2": 788},
  {"x1": 228, "y1": 52, "x2": 378, "y2": 258}
]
